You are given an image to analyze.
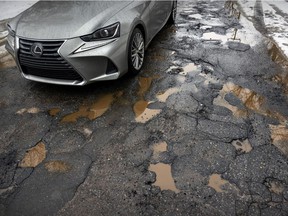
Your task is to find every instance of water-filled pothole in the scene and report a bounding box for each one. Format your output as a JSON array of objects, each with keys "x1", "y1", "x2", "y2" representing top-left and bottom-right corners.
[
  {"x1": 208, "y1": 174, "x2": 229, "y2": 193},
  {"x1": 61, "y1": 92, "x2": 121, "y2": 123},
  {"x1": 214, "y1": 82, "x2": 286, "y2": 122},
  {"x1": 19, "y1": 142, "x2": 46, "y2": 168},
  {"x1": 133, "y1": 100, "x2": 161, "y2": 123},
  {"x1": 148, "y1": 141, "x2": 180, "y2": 193},
  {"x1": 156, "y1": 87, "x2": 180, "y2": 103},
  {"x1": 269, "y1": 124, "x2": 288, "y2": 156},
  {"x1": 45, "y1": 161, "x2": 71, "y2": 173},
  {"x1": 149, "y1": 163, "x2": 180, "y2": 193}
]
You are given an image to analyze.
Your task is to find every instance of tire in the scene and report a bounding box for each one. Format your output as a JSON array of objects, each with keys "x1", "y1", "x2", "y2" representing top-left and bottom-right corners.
[
  {"x1": 167, "y1": 0, "x2": 177, "y2": 24},
  {"x1": 128, "y1": 28, "x2": 145, "y2": 76}
]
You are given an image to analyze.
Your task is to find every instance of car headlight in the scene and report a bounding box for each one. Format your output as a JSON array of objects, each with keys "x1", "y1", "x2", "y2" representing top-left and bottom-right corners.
[{"x1": 81, "y1": 22, "x2": 120, "y2": 42}]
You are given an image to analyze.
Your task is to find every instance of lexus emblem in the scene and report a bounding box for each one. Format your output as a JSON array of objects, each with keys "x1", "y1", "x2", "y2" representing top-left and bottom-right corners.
[{"x1": 31, "y1": 43, "x2": 43, "y2": 57}]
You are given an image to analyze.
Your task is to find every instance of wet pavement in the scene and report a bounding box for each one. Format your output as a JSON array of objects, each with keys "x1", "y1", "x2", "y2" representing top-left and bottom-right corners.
[{"x1": 1, "y1": 1, "x2": 288, "y2": 215}]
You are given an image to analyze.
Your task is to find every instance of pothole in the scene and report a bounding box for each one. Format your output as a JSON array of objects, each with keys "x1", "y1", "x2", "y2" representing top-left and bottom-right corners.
[
  {"x1": 269, "y1": 124, "x2": 288, "y2": 157},
  {"x1": 19, "y1": 142, "x2": 46, "y2": 168},
  {"x1": 208, "y1": 174, "x2": 229, "y2": 193},
  {"x1": 268, "y1": 41, "x2": 288, "y2": 67},
  {"x1": 156, "y1": 87, "x2": 180, "y2": 103},
  {"x1": 149, "y1": 141, "x2": 180, "y2": 193},
  {"x1": 45, "y1": 161, "x2": 71, "y2": 173},
  {"x1": 214, "y1": 82, "x2": 286, "y2": 122},
  {"x1": 152, "y1": 141, "x2": 168, "y2": 159},
  {"x1": 48, "y1": 108, "x2": 61, "y2": 117},
  {"x1": 149, "y1": 163, "x2": 180, "y2": 193},
  {"x1": 137, "y1": 77, "x2": 153, "y2": 97},
  {"x1": 61, "y1": 92, "x2": 121, "y2": 123},
  {"x1": 133, "y1": 100, "x2": 161, "y2": 123}
]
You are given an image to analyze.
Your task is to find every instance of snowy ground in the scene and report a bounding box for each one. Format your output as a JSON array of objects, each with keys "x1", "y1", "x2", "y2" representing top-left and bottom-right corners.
[{"x1": 238, "y1": 0, "x2": 288, "y2": 59}]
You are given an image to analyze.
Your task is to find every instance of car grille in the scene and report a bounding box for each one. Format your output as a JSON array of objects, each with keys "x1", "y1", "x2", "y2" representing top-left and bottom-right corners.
[{"x1": 18, "y1": 39, "x2": 83, "y2": 81}]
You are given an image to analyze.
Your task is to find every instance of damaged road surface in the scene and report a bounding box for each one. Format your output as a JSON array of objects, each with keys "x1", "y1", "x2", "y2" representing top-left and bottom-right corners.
[{"x1": 1, "y1": 1, "x2": 288, "y2": 215}]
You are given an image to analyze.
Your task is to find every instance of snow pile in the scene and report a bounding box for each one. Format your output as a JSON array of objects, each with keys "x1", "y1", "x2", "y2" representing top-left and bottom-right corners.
[{"x1": 237, "y1": 0, "x2": 288, "y2": 59}]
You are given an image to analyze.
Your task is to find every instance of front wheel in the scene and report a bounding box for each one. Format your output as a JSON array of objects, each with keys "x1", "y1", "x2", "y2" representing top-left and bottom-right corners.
[
  {"x1": 128, "y1": 28, "x2": 145, "y2": 76},
  {"x1": 167, "y1": 0, "x2": 177, "y2": 24}
]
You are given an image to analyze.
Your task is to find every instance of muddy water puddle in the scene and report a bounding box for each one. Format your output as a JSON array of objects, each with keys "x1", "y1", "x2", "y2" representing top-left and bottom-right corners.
[
  {"x1": 133, "y1": 100, "x2": 161, "y2": 123},
  {"x1": 19, "y1": 142, "x2": 46, "y2": 168},
  {"x1": 137, "y1": 77, "x2": 153, "y2": 97},
  {"x1": 148, "y1": 141, "x2": 180, "y2": 193},
  {"x1": 268, "y1": 42, "x2": 288, "y2": 67},
  {"x1": 45, "y1": 161, "x2": 71, "y2": 173},
  {"x1": 61, "y1": 92, "x2": 121, "y2": 123},
  {"x1": 269, "y1": 42, "x2": 288, "y2": 93},
  {"x1": 214, "y1": 82, "x2": 287, "y2": 122},
  {"x1": 152, "y1": 141, "x2": 168, "y2": 159},
  {"x1": 48, "y1": 108, "x2": 61, "y2": 117},
  {"x1": 208, "y1": 174, "x2": 229, "y2": 193},
  {"x1": 133, "y1": 76, "x2": 162, "y2": 123},
  {"x1": 149, "y1": 163, "x2": 180, "y2": 193},
  {"x1": 269, "y1": 124, "x2": 288, "y2": 156},
  {"x1": 215, "y1": 82, "x2": 288, "y2": 155},
  {"x1": 156, "y1": 87, "x2": 180, "y2": 103}
]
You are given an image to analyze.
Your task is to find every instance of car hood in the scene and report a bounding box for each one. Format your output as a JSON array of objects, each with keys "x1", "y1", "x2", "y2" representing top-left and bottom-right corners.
[{"x1": 15, "y1": 1, "x2": 132, "y2": 40}]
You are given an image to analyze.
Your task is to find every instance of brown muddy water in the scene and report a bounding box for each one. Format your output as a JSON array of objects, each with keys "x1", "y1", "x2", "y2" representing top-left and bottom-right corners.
[
  {"x1": 19, "y1": 142, "x2": 46, "y2": 168},
  {"x1": 208, "y1": 174, "x2": 229, "y2": 193},
  {"x1": 133, "y1": 100, "x2": 161, "y2": 123},
  {"x1": 214, "y1": 82, "x2": 287, "y2": 123},
  {"x1": 48, "y1": 108, "x2": 61, "y2": 117},
  {"x1": 148, "y1": 141, "x2": 180, "y2": 193},
  {"x1": 61, "y1": 93, "x2": 120, "y2": 123},
  {"x1": 45, "y1": 161, "x2": 71, "y2": 173},
  {"x1": 269, "y1": 124, "x2": 288, "y2": 156},
  {"x1": 137, "y1": 77, "x2": 153, "y2": 97},
  {"x1": 149, "y1": 163, "x2": 180, "y2": 193},
  {"x1": 156, "y1": 87, "x2": 180, "y2": 103}
]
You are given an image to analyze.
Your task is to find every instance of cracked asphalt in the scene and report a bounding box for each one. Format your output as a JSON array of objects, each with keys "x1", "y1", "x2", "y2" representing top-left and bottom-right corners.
[{"x1": 1, "y1": 1, "x2": 288, "y2": 215}]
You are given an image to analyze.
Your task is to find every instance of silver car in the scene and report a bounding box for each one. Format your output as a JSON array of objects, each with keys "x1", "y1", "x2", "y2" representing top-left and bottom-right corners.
[{"x1": 5, "y1": 1, "x2": 177, "y2": 86}]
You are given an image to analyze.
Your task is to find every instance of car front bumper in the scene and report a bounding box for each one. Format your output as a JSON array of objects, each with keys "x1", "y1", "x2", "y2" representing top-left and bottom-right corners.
[{"x1": 6, "y1": 34, "x2": 129, "y2": 86}]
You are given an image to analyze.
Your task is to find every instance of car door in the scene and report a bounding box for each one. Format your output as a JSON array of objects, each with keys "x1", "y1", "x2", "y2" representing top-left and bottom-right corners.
[{"x1": 147, "y1": 0, "x2": 172, "y2": 40}]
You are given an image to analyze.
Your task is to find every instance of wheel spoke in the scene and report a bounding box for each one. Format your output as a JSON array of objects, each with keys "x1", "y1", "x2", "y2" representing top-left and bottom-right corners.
[{"x1": 138, "y1": 42, "x2": 144, "y2": 51}]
